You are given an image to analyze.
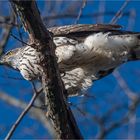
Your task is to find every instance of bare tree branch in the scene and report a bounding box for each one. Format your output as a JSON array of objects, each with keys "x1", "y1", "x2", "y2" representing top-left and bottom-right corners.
[
  {"x1": 96, "y1": 97, "x2": 140, "y2": 139},
  {"x1": 127, "y1": 9, "x2": 136, "y2": 30},
  {"x1": 113, "y1": 70, "x2": 138, "y2": 101},
  {"x1": 0, "y1": 91, "x2": 55, "y2": 137},
  {"x1": 110, "y1": 0, "x2": 130, "y2": 24},
  {"x1": 10, "y1": 0, "x2": 82, "y2": 139},
  {"x1": 10, "y1": 33, "x2": 31, "y2": 46},
  {"x1": 97, "y1": 1, "x2": 105, "y2": 23},
  {"x1": 0, "y1": 15, "x2": 17, "y2": 27},
  {"x1": 0, "y1": 13, "x2": 15, "y2": 55},
  {"x1": 95, "y1": 70, "x2": 140, "y2": 139},
  {"x1": 74, "y1": 0, "x2": 86, "y2": 24},
  {"x1": 43, "y1": 11, "x2": 133, "y2": 21},
  {"x1": 5, "y1": 82, "x2": 39, "y2": 140}
]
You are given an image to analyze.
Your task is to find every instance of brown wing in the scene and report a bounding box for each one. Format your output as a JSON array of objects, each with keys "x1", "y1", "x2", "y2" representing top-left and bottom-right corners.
[{"x1": 48, "y1": 24, "x2": 122, "y2": 37}]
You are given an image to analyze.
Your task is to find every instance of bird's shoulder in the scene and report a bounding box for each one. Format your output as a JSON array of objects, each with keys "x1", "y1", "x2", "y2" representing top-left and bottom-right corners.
[
  {"x1": 49, "y1": 24, "x2": 140, "y2": 37},
  {"x1": 48, "y1": 24, "x2": 122, "y2": 36},
  {"x1": 50, "y1": 24, "x2": 140, "y2": 46},
  {"x1": 50, "y1": 24, "x2": 122, "y2": 44},
  {"x1": 49, "y1": 24, "x2": 140, "y2": 43}
]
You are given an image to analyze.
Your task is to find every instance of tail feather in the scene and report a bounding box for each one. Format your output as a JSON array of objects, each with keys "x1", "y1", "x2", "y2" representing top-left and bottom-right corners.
[{"x1": 129, "y1": 34, "x2": 140, "y2": 61}]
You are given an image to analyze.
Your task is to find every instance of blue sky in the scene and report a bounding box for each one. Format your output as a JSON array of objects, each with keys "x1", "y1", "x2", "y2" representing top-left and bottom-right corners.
[{"x1": 0, "y1": 0, "x2": 140, "y2": 139}]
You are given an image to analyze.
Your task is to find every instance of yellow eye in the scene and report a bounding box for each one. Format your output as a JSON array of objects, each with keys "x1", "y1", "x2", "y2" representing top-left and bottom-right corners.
[
  {"x1": 9, "y1": 52, "x2": 12, "y2": 55},
  {"x1": 6, "y1": 51, "x2": 13, "y2": 56}
]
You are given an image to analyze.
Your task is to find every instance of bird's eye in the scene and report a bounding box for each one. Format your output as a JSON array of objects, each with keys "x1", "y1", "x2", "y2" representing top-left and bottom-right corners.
[{"x1": 6, "y1": 51, "x2": 13, "y2": 56}]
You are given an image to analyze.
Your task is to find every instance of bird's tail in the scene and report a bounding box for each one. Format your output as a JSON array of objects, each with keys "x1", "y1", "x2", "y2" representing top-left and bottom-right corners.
[{"x1": 128, "y1": 34, "x2": 140, "y2": 61}]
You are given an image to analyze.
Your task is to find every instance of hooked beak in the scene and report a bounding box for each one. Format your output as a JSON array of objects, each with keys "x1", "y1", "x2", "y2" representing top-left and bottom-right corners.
[{"x1": 0, "y1": 54, "x2": 12, "y2": 66}]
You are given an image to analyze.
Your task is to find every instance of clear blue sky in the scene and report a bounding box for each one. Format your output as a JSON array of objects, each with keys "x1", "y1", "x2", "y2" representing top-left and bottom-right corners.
[{"x1": 0, "y1": 0, "x2": 140, "y2": 139}]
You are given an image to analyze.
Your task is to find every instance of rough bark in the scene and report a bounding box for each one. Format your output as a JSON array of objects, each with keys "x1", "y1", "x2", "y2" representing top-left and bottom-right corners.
[{"x1": 10, "y1": 0, "x2": 82, "y2": 139}]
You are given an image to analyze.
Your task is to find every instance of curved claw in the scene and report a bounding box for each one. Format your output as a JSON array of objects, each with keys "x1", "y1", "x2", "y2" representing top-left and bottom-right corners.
[{"x1": 60, "y1": 70, "x2": 66, "y2": 77}]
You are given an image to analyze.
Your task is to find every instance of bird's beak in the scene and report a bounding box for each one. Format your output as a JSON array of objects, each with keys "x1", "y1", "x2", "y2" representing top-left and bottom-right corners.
[{"x1": 0, "y1": 54, "x2": 16, "y2": 69}]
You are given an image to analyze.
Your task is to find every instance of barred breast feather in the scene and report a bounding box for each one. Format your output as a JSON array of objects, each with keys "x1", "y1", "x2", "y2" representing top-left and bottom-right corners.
[{"x1": 17, "y1": 46, "x2": 44, "y2": 80}]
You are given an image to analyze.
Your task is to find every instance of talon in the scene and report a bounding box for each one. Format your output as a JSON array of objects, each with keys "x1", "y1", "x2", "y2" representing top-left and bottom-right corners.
[
  {"x1": 62, "y1": 72, "x2": 66, "y2": 77},
  {"x1": 60, "y1": 70, "x2": 66, "y2": 77}
]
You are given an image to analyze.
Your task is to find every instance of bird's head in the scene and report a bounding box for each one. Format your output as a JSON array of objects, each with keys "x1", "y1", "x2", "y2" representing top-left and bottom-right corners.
[{"x1": 0, "y1": 48, "x2": 21, "y2": 69}]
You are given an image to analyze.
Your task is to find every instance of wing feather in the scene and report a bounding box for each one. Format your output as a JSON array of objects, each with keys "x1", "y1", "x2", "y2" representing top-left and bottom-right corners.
[{"x1": 48, "y1": 24, "x2": 122, "y2": 36}]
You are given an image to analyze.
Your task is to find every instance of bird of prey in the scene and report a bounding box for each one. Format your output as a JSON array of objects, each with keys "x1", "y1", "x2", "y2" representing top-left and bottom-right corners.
[{"x1": 0, "y1": 24, "x2": 140, "y2": 96}]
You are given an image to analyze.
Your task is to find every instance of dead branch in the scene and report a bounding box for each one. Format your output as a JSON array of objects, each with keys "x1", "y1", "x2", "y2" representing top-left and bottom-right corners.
[
  {"x1": 10, "y1": 0, "x2": 82, "y2": 139},
  {"x1": 110, "y1": 0, "x2": 130, "y2": 24},
  {"x1": 113, "y1": 70, "x2": 138, "y2": 101},
  {"x1": 0, "y1": 91, "x2": 55, "y2": 137},
  {"x1": 127, "y1": 9, "x2": 136, "y2": 30},
  {"x1": 0, "y1": 13, "x2": 15, "y2": 55},
  {"x1": 74, "y1": 0, "x2": 87, "y2": 24},
  {"x1": 43, "y1": 11, "x2": 133, "y2": 21},
  {"x1": 98, "y1": 1, "x2": 105, "y2": 23},
  {"x1": 95, "y1": 70, "x2": 140, "y2": 139},
  {"x1": 5, "y1": 82, "x2": 39, "y2": 140}
]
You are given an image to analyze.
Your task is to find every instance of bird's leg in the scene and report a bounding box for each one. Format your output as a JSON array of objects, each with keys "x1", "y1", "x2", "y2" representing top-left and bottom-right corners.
[{"x1": 60, "y1": 69, "x2": 66, "y2": 77}]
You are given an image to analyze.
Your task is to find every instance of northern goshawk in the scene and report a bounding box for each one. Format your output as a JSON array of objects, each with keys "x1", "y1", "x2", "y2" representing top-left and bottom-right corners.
[{"x1": 0, "y1": 24, "x2": 140, "y2": 96}]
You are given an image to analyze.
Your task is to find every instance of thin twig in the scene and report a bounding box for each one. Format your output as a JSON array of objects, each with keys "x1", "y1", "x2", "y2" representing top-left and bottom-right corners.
[
  {"x1": 0, "y1": 21, "x2": 18, "y2": 27},
  {"x1": 0, "y1": 91, "x2": 55, "y2": 137},
  {"x1": 43, "y1": 11, "x2": 133, "y2": 21},
  {"x1": 97, "y1": 97, "x2": 140, "y2": 139},
  {"x1": 10, "y1": 33, "x2": 31, "y2": 46},
  {"x1": 110, "y1": 0, "x2": 130, "y2": 24},
  {"x1": 17, "y1": 26, "x2": 24, "y2": 46},
  {"x1": 97, "y1": 1, "x2": 105, "y2": 23},
  {"x1": 113, "y1": 70, "x2": 138, "y2": 101},
  {"x1": 127, "y1": 9, "x2": 136, "y2": 30},
  {"x1": 0, "y1": 13, "x2": 15, "y2": 55},
  {"x1": 5, "y1": 82, "x2": 38, "y2": 140},
  {"x1": 0, "y1": 15, "x2": 18, "y2": 27},
  {"x1": 69, "y1": 102, "x2": 86, "y2": 116},
  {"x1": 74, "y1": 0, "x2": 86, "y2": 24}
]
